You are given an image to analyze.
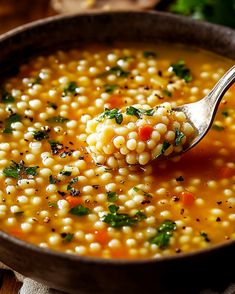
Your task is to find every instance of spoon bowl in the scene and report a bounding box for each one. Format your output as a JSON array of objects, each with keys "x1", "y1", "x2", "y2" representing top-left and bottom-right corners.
[{"x1": 174, "y1": 65, "x2": 235, "y2": 154}]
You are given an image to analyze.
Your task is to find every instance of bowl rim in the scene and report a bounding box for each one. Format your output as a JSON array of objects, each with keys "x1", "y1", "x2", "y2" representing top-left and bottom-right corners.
[{"x1": 0, "y1": 10, "x2": 235, "y2": 266}]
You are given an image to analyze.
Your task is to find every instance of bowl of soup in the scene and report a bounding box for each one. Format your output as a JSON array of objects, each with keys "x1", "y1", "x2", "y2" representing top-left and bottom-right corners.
[{"x1": 0, "y1": 11, "x2": 235, "y2": 294}]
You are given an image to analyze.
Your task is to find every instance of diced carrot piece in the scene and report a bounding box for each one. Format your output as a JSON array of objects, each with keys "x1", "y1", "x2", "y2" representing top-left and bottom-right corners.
[
  {"x1": 106, "y1": 94, "x2": 123, "y2": 109},
  {"x1": 9, "y1": 229, "x2": 24, "y2": 238},
  {"x1": 180, "y1": 191, "x2": 195, "y2": 206},
  {"x1": 138, "y1": 125, "x2": 153, "y2": 141},
  {"x1": 66, "y1": 196, "x2": 83, "y2": 208},
  {"x1": 93, "y1": 229, "x2": 110, "y2": 245},
  {"x1": 219, "y1": 166, "x2": 234, "y2": 178}
]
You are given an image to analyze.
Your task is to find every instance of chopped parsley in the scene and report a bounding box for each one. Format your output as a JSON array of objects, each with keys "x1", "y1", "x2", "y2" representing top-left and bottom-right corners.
[
  {"x1": 126, "y1": 106, "x2": 154, "y2": 119},
  {"x1": 30, "y1": 76, "x2": 42, "y2": 86},
  {"x1": 3, "y1": 160, "x2": 38, "y2": 179},
  {"x1": 212, "y1": 124, "x2": 224, "y2": 131},
  {"x1": 47, "y1": 102, "x2": 57, "y2": 110},
  {"x1": 161, "y1": 141, "x2": 171, "y2": 154},
  {"x1": 200, "y1": 231, "x2": 210, "y2": 242},
  {"x1": 0, "y1": 89, "x2": 15, "y2": 104},
  {"x1": 60, "y1": 171, "x2": 72, "y2": 176},
  {"x1": 46, "y1": 116, "x2": 69, "y2": 123},
  {"x1": 63, "y1": 81, "x2": 78, "y2": 96},
  {"x1": 108, "y1": 66, "x2": 130, "y2": 77},
  {"x1": 143, "y1": 51, "x2": 157, "y2": 58},
  {"x1": 163, "y1": 89, "x2": 172, "y2": 97},
  {"x1": 132, "y1": 186, "x2": 152, "y2": 198},
  {"x1": 126, "y1": 106, "x2": 142, "y2": 118},
  {"x1": 175, "y1": 128, "x2": 185, "y2": 146},
  {"x1": 107, "y1": 191, "x2": 118, "y2": 202},
  {"x1": 100, "y1": 66, "x2": 130, "y2": 78},
  {"x1": 33, "y1": 130, "x2": 49, "y2": 141},
  {"x1": 102, "y1": 205, "x2": 145, "y2": 228},
  {"x1": 98, "y1": 108, "x2": 123, "y2": 124},
  {"x1": 221, "y1": 110, "x2": 229, "y2": 117},
  {"x1": 133, "y1": 186, "x2": 139, "y2": 192},
  {"x1": 149, "y1": 220, "x2": 177, "y2": 248},
  {"x1": 62, "y1": 233, "x2": 74, "y2": 243},
  {"x1": 48, "y1": 201, "x2": 57, "y2": 208},
  {"x1": 69, "y1": 204, "x2": 90, "y2": 216},
  {"x1": 49, "y1": 175, "x2": 60, "y2": 184},
  {"x1": 3, "y1": 113, "x2": 21, "y2": 133},
  {"x1": 170, "y1": 60, "x2": 192, "y2": 82},
  {"x1": 104, "y1": 84, "x2": 118, "y2": 93}
]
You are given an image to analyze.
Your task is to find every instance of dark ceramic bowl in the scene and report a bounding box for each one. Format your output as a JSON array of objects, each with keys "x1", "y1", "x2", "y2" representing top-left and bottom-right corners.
[{"x1": 0, "y1": 11, "x2": 235, "y2": 294}]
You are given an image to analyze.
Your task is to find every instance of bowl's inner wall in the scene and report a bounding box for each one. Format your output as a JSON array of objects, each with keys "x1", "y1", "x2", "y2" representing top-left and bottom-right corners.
[{"x1": 0, "y1": 11, "x2": 235, "y2": 77}]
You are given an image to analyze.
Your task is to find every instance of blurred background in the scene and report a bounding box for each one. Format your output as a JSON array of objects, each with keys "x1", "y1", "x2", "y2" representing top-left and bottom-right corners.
[{"x1": 1, "y1": 0, "x2": 235, "y2": 35}]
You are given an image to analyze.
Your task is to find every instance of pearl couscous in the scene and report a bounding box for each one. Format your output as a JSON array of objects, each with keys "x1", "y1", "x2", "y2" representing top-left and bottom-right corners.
[
  {"x1": 86, "y1": 102, "x2": 195, "y2": 166},
  {"x1": 0, "y1": 43, "x2": 234, "y2": 259}
]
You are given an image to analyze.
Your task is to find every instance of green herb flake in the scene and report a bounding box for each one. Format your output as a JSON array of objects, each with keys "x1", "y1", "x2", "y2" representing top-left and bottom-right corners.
[
  {"x1": 144, "y1": 109, "x2": 155, "y2": 116},
  {"x1": 175, "y1": 128, "x2": 185, "y2": 146},
  {"x1": 3, "y1": 113, "x2": 21, "y2": 133},
  {"x1": 63, "y1": 81, "x2": 78, "y2": 96},
  {"x1": 25, "y1": 166, "x2": 38, "y2": 176},
  {"x1": 143, "y1": 51, "x2": 157, "y2": 58},
  {"x1": 33, "y1": 130, "x2": 49, "y2": 141},
  {"x1": 161, "y1": 141, "x2": 171, "y2": 154},
  {"x1": 98, "y1": 108, "x2": 123, "y2": 124},
  {"x1": 46, "y1": 116, "x2": 69, "y2": 123},
  {"x1": 143, "y1": 191, "x2": 153, "y2": 198},
  {"x1": 60, "y1": 170, "x2": 72, "y2": 176},
  {"x1": 62, "y1": 233, "x2": 74, "y2": 243},
  {"x1": 69, "y1": 204, "x2": 90, "y2": 216},
  {"x1": 221, "y1": 110, "x2": 229, "y2": 117},
  {"x1": 48, "y1": 102, "x2": 57, "y2": 110},
  {"x1": 108, "y1": 204, "x2": 119, "y2": 214},
  {"x1": 104, "y1": 84, "x2": 118, "y2": 93},
  {"x1": 107, "y1": 191, "x2": 118, "y2": 202},
  {"x1": 48, "y1": 201, "x2": 58, "y2": 208},
  {"x1": 200, "y1": 231, "x2": 210, "y2": 242},
  {"x1": 126, "y1": 106, "x2": 155, "y2": 118},
  {"x1": 102, "y1": 205, "x2": 145, "y2": 228},
  {"x1": 49, "y1": 175, "x2": 58, "y2": 184},
  {"x1": 0, "y1": 89, "x2": 15, "y2": 104},
  {"x1": 31, "y1": 76, "x2": 42, "y2": 86},
  {"x1": 149, "y1": 220, "x2": 177, "y2": 248},
  {"x1": 212, "y1": 124, "x2": 224, "y2": 131},
  {"x1": 133, "y1": 186, "x2": 140, "y2": 192},
  {"x1": 170, "y1": 60, "x2": 192, "y2": 82},
  {"x1": 99, "y1": 66, "x2": 130, "y2": 78},
  {"x1": 135, "y1": 210, "x2": 147, "y2": 221},
  {"x1": 163, "y1": 89, "x2": 172, "y2": 97},
  {"x1": 3, "y1": 161, "x2": 38, "y2": 179},
  {"x1": 126, "y1": 106, "x2": 142, "y2": 119}
]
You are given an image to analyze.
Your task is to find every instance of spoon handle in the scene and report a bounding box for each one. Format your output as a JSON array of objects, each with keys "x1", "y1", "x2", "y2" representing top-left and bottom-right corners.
[{"x1": 204, "y1": 65, "x2": 235, "y2": 107}]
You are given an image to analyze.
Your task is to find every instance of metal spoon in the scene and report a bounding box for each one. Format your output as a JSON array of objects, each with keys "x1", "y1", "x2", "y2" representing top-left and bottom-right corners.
[{"x1": 173, "y1": 65, "x2": 235, "y2": 154}]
